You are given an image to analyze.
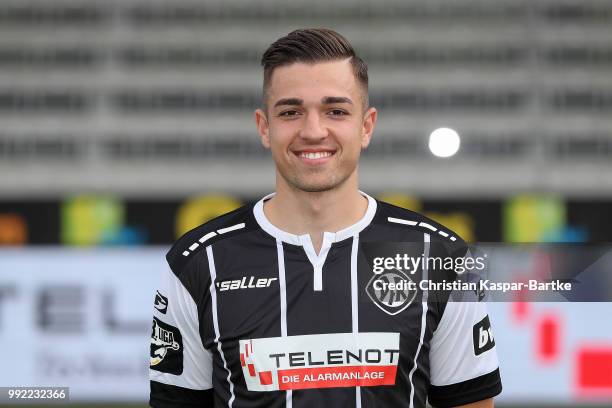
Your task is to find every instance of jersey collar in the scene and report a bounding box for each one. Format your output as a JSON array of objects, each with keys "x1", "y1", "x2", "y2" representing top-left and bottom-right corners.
[{"x1": 253, "y1": 191, "x2": 377, "y2": 246}]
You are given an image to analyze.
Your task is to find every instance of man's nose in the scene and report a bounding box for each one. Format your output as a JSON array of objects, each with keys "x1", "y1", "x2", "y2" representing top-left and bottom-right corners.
[{"x1": 298, "y1": 112, "x2": 328, "y2": 140}]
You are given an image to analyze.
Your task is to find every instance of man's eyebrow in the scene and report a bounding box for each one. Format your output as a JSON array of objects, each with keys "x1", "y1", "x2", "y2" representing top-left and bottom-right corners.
[
  {"x1": 273, "y1": 98, "x2": 303, "y2": 108},
  {"x1": 273, "y1": 96, "x2": 354, "y2": 108},
  {"x1": 322, "y1": 96, "x2": 353, "y2": 105}
]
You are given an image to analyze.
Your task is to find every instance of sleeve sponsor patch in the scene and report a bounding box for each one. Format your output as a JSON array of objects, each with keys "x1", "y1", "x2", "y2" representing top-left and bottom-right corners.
[
  {"x1": 150, "y1": 317, "x2": 183, "y2": 375},
  {"x1": 472, "y1": 315, "x2": 495, "y2": 356},
  {"x1": 154, "y1": 290, "x2": 168, "y2": 314}
]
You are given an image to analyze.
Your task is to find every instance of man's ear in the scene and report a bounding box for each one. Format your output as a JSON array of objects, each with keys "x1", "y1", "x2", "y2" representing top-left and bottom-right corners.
[
  {"x1": 361, "y1": 107, "x2": 377, "y2": 149},
  {"x1": 254, "y1": 108, "x2": 271, "y2": 149}
]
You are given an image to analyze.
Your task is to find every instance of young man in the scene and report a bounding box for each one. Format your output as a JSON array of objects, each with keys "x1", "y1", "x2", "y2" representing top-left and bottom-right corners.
[{"x1": 149, "y1": 29, "x2": 501, "y2": 408}]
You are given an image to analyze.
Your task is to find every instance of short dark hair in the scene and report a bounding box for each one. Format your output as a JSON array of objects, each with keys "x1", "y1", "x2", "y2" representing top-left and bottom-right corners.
[{"x1": 260, "y1": 28, "x2": 369, "y2": 111}]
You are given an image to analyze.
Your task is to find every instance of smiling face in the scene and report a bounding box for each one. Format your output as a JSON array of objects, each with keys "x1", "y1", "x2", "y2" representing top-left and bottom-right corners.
[{"x1": 255, "y1": 58, "x2": 377, "y2": 193}]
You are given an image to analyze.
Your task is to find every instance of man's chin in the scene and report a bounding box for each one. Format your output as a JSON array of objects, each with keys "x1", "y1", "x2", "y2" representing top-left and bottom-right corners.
[
  {"x1": 278, "y1": 167, "x2": 356, "y2": 193},
  {"x1": 295, "y1": 184, "x2": 337, "y2": 193},
  {"x1": 289, "y1": 176, "x2": 345, "y2": 193}
]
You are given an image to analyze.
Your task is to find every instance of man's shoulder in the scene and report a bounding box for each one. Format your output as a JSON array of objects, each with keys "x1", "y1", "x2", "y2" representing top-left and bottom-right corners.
[
  {"x1": 374, "y1": 199, "x2": 467, "y2": 249},
  {"x1": 374, "y1": 200, "x2": 475, "y2": 301},
  {"x1": 166, "y1": 202, "x2": 257, "y2": 273}
]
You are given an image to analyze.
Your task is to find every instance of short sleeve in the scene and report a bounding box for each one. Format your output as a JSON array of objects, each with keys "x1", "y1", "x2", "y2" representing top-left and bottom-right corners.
[
  {"x1": 428, "y1": 299, "x2": 502, "y2": 407},
  {"x1": 149, "y1": 267, "x2": 214, "y2": 407}
]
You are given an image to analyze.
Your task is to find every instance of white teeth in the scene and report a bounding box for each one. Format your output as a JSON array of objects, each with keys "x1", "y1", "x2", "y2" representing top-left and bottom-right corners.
[{"x1": 299, "y1": 151, "x2": 332, "y2": 159}]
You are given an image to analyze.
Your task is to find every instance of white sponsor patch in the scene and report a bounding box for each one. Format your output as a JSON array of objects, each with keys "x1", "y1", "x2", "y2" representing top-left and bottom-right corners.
[{"x1": 239, "y1": 332, "x2": 400, "y2": 392}]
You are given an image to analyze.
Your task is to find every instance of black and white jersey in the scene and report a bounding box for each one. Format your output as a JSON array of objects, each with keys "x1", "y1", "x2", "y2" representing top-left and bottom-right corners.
[{"x1": 149, "y1": 193, "x2": 502, "y2": 408}]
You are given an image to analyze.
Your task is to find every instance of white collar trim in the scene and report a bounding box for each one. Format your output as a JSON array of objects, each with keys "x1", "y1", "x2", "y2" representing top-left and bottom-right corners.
[{"x1": 253, "y1": 191, "x2": 377, "y2": 246}]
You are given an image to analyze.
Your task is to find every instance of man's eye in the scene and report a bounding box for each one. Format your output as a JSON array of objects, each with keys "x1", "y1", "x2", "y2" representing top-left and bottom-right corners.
[
  {"x1": 329, "y1": 109, "x2": 348, "y2": 116},
  {"x1": 279, "y1": 110, "x2": 299, "y2": 117}
]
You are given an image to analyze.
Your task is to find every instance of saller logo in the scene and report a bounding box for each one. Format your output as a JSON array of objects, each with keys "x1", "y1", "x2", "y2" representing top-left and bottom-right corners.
[
  {"x1": 366, "y1": 269, "x2": 417, "y2": 315},
  {"x1": 216, "y1": 276, "x2": 277, "y2": 292},
  {"x1": 473, "y1": 315, "x2": 495, "y2": 356},
  {"x1": 239, "y1": 332, "x2": 400, "y2": 392}
]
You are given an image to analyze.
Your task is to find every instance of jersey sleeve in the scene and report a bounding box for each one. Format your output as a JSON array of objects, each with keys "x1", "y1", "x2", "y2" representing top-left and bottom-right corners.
[
  {"x1": 149, "y1": 265, "x2": 214, "y2": 408},
  {"x1": 427, "y1": 298, "x2": 502, "y2": 407}
]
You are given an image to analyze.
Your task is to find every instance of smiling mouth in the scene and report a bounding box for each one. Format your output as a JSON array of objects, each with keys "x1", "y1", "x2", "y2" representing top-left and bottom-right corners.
[{"x1": 297, "y1": 151, "x2": 334, "y2": 159}]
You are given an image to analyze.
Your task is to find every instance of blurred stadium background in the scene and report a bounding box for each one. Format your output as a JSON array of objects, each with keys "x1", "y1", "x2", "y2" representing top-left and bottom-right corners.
[{"x1": 0, "y1": 0, "x2": 611, "y2": 406}]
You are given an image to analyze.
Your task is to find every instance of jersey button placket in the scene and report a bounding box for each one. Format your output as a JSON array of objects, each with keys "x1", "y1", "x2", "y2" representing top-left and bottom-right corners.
[{"x1": 299, "y1": 232, "x2": 335, "y2": 291}]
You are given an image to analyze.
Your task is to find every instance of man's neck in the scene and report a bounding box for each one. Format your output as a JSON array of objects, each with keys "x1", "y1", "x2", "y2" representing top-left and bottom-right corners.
[{"x1": 263, "y1": 175, "x2": 369, "y2": 254}]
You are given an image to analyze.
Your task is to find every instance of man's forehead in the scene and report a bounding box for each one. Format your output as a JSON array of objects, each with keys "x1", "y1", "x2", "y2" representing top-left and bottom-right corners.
[
  {"x1": 271, "y1": 59, "x2": 353, "y2": 84},
  {"x1": 267, "y1": 59, "x2": 360, "y2": 106}
]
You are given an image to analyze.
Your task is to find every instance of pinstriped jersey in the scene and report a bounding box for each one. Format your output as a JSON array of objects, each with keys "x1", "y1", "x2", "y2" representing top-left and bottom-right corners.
[{"x1": 149, "y1": 193, "x2": 502, "y2": 408}]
